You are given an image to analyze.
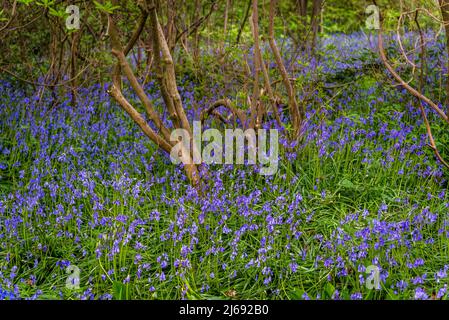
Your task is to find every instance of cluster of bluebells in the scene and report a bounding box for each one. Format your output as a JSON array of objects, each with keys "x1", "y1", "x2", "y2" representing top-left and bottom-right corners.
[
  {"x1": 0, "y1": 285, "x2": 17, "y2": 300},
  {"x1": 1, "y1": 31, "x2": 449, "y2": 300}
]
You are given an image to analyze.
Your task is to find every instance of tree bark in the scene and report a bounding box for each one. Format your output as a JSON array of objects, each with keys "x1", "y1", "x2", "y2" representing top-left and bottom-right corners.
[
  {"x1": 439, "y1": 0, "x2": 449, "y2": 115},
  {"x1": 249, "y1": 0, "x2": 263, "y2": 131},
  {"x1": 310, "y1": 0, "x2": 322, "y2": 54},
  {"x1": 268, "y1": 0, "x2": 303, "y2": 137},
  {"x1": 106, "y1": 2, "x2": 201, "y2": 188}
]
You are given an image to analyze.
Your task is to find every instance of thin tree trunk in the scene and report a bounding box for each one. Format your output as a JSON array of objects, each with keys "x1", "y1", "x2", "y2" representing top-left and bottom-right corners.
[
  {"x1": 193, "y1": 0, "x2": 201, "y2": 64},
  {"x1": 220, "y1": 0, "x2": 230, "y2": 56},
  {"x1": 439, "y1": 0, "x2": 449, "y2": 115},
  {"x1": 165, "y1": 0, "x2": 176, "y2": 53},
  {"x1": 310, "y1": 0, "x2": 321, "y2": 54},
  {"x1": 249, "y1": 0, "x2": 263, "y2": 131},
  {"x1": 70, "y1": 29, "x2": 80, "y2": 107},
  {"x1": 268, "y1": 0, "x2": 303, "y2": 137},
  {"x1": 236, "y1": 0, "x2": 252, "y2": 45}
]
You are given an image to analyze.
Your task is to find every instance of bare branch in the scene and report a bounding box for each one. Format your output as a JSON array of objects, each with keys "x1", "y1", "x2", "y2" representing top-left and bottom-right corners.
[
  {"x1": 201, "y1": 99, "x2": 248, "y2": 127},
  {"x1": 377, "y1": 30, "x2": 449, "y2": 124}
]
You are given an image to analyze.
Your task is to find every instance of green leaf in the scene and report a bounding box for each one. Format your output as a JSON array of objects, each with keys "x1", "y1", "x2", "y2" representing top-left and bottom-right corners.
[
  {"x1": 199, "y1": 294, "x2": 229, "y2": 300},
  {"x1": 324, "y1": 282, "x2": 335, "y2": 299},
  {"x1": 94, "y1": 0, "x2": 120, "y2": 14},
  {"x1": 338, "y1": 178, "x2": 357, "y2": 189},
  {"x1": 288, "y1": 288, "x2": 305, "y2": 300},
  {"x1": 112, "y1": 281, "x2": 126, "y2": 300},
  {"x1": 48, "y1": 7, "x2": 65, "y2": 18},
  {"x1": 17, "y1": 0, "x2": 34, "y2": 5},
  {"x1": 36, "y1": 0, "x2": 55, "y2": 8},
  {"x1": 385, "y1": 289, "x2": 399, "y2": 300}
]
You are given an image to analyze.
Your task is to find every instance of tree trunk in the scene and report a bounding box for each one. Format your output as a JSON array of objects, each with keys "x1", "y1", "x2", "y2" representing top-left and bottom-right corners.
[
  {"x1": 70, "y1": 29, "x2": 80, "y2": 107},
  {"x1": 310, "y1": 0, "x2": 321, "y2": 54},
  {"x1": 107, "y1": 2, "x2": 202, "y2": 188},
  {"x1": 268, "y1": 0, "x2": 303, "y2": 137},
  {"x1": 249, "y1": 0, "x2": 263, "y2": 131},
  {"x1": 439, "y1": 0, "x2": 449, "y2": 115}
]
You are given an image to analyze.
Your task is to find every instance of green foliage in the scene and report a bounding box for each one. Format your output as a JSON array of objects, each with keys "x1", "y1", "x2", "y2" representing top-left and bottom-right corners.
[
  {"x1": 17, "y1": 0, "x2": 34, "y2": 5},
  {"x1": 93, "y1": 1, "x2": 121, "y2": 14},
  {"x1": 36, "y1": 0, "x2": 55, "y2": 8}
]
